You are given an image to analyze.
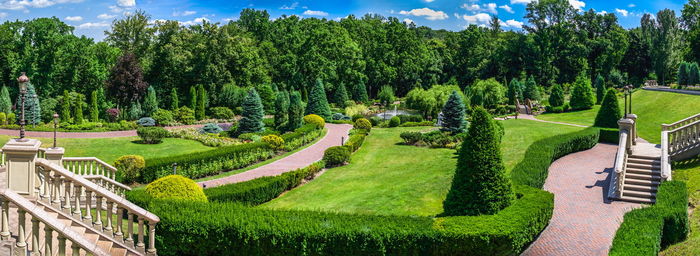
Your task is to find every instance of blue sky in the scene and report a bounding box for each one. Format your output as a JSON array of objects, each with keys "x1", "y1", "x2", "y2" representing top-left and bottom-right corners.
[{"x1": 0, "y1": 0, "x2": 687, "y2": 40}]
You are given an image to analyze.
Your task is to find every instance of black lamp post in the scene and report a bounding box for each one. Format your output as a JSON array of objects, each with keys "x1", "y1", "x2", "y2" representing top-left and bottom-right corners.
[
  {"x1": 52, "y1": 113, "x2": 59, "y2": 148},
  {"x1": 17, "y1": 72, "x2": 29, "y2": 142}
]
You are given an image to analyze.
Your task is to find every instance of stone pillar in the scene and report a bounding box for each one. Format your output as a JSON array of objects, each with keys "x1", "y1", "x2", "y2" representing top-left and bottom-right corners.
[
  {"x1": 2, "y1": 139, "x2": 41, "y2": 196},
  {"x1": 43, "y1": 147, "x2": 64, "y2": 166},
  {"x1": 618, "y1": 118, "x2": 634, "y2": 154},
  {"x1": 626, "y1": 114, "x2": 638, "y2": 145}
]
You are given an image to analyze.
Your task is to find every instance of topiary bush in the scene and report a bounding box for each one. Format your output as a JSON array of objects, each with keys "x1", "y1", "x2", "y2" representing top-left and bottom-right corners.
[
  {"x1": 114, "y1": 155, "x2": 145, "y2": 184},
  {"x1": 199, "y1": 123, "x2": 223, "y2": 134},
  {"x1": 136, "y1": 117, "x2": 156, "y2": 127},
  {"x1": 152, "y1": 109, "x2": 174, "y2": 126},
  {"x1": 174, "y1": 106, "x2": 196, "y2": 125},
  {"x1": 388, "y1": 116, "x2": 400, "y2": 127},
  {"x1": 145, "y1": 175, "x2": 208, "y2": 202},
  {"x1": 137, "y1": 127, "x2": 169, "y2": 144},
  {"x1": 400, "y1": 132, "x2": 423, "y2": 145},
  {"x1": 594, "y1": 88, "x2": 622, "y2": 128},
  {"x1": 0, "y1": 112, "x2": 6, "y2": 125},
  {"x1": 354, "y1": 118, "x2": 372, "y2": 132},
  {"x1": 303, "y1": 114, "x2": 325, "y2": 129},
  {"x1": 211, "y1": 107, "x2": 235, "y2": 120},
  {"x1": 323, "y1": 146, "x2": 351, "y2": 167},
  {"x1": 261, "y1": 134, "x2": 285, "y2": 150}
]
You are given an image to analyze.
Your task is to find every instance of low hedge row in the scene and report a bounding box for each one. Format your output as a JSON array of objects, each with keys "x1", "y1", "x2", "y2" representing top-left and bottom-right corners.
[
  {"x1": 344, "y1": 133, "x2": 366, "y2": 152},
  {"x1": 609, "y1": 181, "x2": 689, "y2": 256},
  {"x1": 143, "y1": 185, "x2": 553, "y2": 256},
  {"x1": 510, "y1": 127, "x2": 600, "y2": 188},
  {"x1": 598, "y1": 127, "x2": 620, "y2": 144},
  {"x1": 140, "y1": 124, "x2": 323, "y2": 183}
]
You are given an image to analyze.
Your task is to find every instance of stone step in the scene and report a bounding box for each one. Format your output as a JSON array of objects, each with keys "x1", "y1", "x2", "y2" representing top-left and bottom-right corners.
[
  {"x1": 623, "y1": 184, "x2": 658, "y2": 193},
  {"x1": 625, "y1": 173, "x2": 662, "y2": 181},
  {"x1": 626, "y1": 163, "x2": 661, "y2": 170},
  {"x1": 626, "y1": 167, "x2": 661, "y2": 176},
  {"x1": 629, "y1": 154, "x2": 660, "y2": 161},
  {"x1": 623, "y1": 190, "x2": 656, "y2": 199},
  {"x1": 625, "y1": 178, "x2": 661, "y2": 186},
  {"x1": 619, "y1": 195, "x2": 656, "y2": 204},
  {"x1": 627, "y1": 158, "x2": 660, "y2": 165}
]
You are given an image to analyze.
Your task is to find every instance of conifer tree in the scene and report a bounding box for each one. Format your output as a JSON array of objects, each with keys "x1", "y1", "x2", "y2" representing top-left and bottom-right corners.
[
  {"x1": 440, "y1": 91, "x2": 467, "y2": 134},
  {"x1": 61, "y1": 90, "x2": 72, "y2": 123},
  {"x1": 333, "y1": 83, "x2": 349, "y2": 108},
  {"x1": 74, "y1": 97, "x2": 84, "y2": 124},
  {"x1": 143, "y1": 86, "x2": 158, "y2": 116},
  {"x1": 569, "y1": 75, "x2": 596, "y2": 110},
  {"x1": 506, "y1": 79, "x2": 520, "y2": 105},
  {"x1": 305, "y1": 79, "x2": 332, "y2": 120},
  {"x1": 443, "y1": 107, "x2": 513, "y2": 216},
  {"x1": 678, "y1": 62, "x2": 689, "y2": 86},
  {"x1": 549, "y1": 84, "x2": 565, "y2": 107},
  {"x1": 274, "y1": 90, "x2": 290, "y2": 131},
  {"x1": 237, "y1": 88, "x2": 265, "y2": 134},
  {"x1": 689, "y1": 63, "x2": 700, "y2": 86},
  {"x1": 595, "y1": 74, "x2": 606, "y2": 104},
  {"x1": 353, "y1": 81, "x2": 369, "y2": 103},
  {"x1": 170, "y1": 88, "x2": 179, "y2": 110},
  {"x1": 128, "y1": 101, "x2": 142, "y2": 120},
  {"x1": 196, "y1": 85, "x2": 206, "y2": 120},
  {"x1": 594, "y1": 88, "x2": 623, "y2": 128},
  {"x1": 0, "y1": 86, "x2": 11, "y2": 114},
  {"x1": 189, "y1": 86, "x2": 197, "y2": 110},
  {"x1": 523, "y1": 76, "x2": 540, "y2": 101},
  {"x1": 90, "y1": 90, "x2": 99, "y2": 122},
  {"x1": 15, "y1": 82, "x2": 41, "y2": 125},
  {"x1": 287, "y1": 90, "x2": 303, "y2": 131},
  {"x1": 377, "y1": 85, "x2": 395, "y2": 107}
]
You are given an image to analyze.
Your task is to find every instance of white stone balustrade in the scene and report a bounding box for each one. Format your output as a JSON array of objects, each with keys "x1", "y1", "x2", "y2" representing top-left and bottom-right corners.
[{"x1": 62, "y1": 157, "x2": 117, "y2": 180}]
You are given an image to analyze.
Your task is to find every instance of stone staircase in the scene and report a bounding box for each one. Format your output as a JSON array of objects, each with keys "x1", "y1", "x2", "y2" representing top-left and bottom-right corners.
[{"x1": 620, "y1": 154, "x2": 661, "y2": 204}]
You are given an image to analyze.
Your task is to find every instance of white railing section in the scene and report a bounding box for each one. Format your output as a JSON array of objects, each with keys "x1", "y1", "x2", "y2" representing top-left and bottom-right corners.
[
  {"x1": 83, "y1": 175, "x2": 131, "y2": 197},
  {"x1": 0, "y1": 187, "x2": 110, "y2": 256},
  {"x1": 662, "y1": 113, "x2": 700, "y2": 132},
  {"x1": 62, "y1": 157, "x2": 118, "y2": 180},
  {"x1": 35, "y1": 159, "x2": 159, "y2": 255},
  {"x1": 609, "y1": 130, "x2": 629, "y2": 199},
  {"x1": 666, "y1": 119, "x2": 700, "y2": 157},
  {"x1": 661, "y1": 130, "x2": 672, "y2": 180}
]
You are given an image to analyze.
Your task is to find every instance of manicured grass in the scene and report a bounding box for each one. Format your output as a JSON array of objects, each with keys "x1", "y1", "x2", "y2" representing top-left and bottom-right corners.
[
  {"x1": 536, "y1": 90, "x2": 700, "y2": 144},
  {"x1": 261, "y1": 119, "x2": 584, "y2": 216},
  {"x1": 0, "y1": 135, "x2": 213, "y2": 164},
  {"x1": 661, "y1": 158, "x2": 700, "y2": 256}
]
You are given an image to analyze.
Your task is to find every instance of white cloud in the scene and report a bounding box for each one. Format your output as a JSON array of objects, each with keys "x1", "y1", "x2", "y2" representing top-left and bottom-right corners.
[
  {"x1": 628, "y1": 3, "x2": 635, "y2": 8},
  {"x1": 400, "y1": 7, "x2": 448, "y2": 20},
  {"x1": 116, "y1": 0, "x2": 134, "y2": 7},
  {"x1": 0, "y1": 0, "x2": 83, "y2": 10},
  {"x1": 403, "y1": 18, "x2": 414, "y2": 24},
  {"x1": 462, "y1": 13, "x2": 491, "y2": 25},
  {"x1": 503, "y1": 19, "x2": 523, "y2": 28},
  {"x1": 424, "y1": 0, "x2": 435, "y2": 2},
  {"x1": 461, "y1": 3, "x2": 498, "y2": 14},
  {"x1": 97, "y1": 13, "x2": 116, "y2": 19},
  {"x1": 569, "y1": 0, "x2": 585, "y2": 10},
  {"x1": 303, "y1": 10, "x2": 328, "y2": 16},
  {"x1": 461, "y1": 4, "x2": 480, "y2": 12},
  {"x1": 615, "y1": 8, "x2": 628, "y2": 17},
  {"x1": 76, "y1": 22, "x2": 110, "y2": 29},
  {"x1": 280, "y1": 2, "x2": 298, "y2": 10},
  {"x1": 499, "y1": 5, "x2": 514, "y2": 14},
  {"x1": 0, "y1": 12, "x2": 6, "y2": 18},
  {"x1": 172, "y1": 10, "x2": 196, "y2": 16},
  {"x1": 180, "y1": 17, "x2": 208, "y2": 26},
  {"x1": 598, "y1": 10, "x2": 607, "y2": 15},
  {"x1": 510, "y1": 0, "x2": 533, "y2": 4},
  {"x1": 65, "y1": 15, "x2": 82, "y2": 21},
  {"x1": 484, "y1": 3, "x2": 497, "y2": 14}
]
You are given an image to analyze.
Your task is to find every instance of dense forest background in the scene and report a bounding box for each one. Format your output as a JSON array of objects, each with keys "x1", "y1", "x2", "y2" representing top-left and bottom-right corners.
[{"x1": 0, "y1": 0, "x2": 697, "y2": 114}]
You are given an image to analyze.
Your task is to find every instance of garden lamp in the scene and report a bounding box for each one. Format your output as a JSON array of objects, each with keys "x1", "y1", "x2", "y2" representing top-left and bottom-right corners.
[
  {"x1": 53, "y1": 113, "x2": 59, "y2": 148},
  {"x1": 17, "y1": 72, "x2": 29, "y2": 141}
]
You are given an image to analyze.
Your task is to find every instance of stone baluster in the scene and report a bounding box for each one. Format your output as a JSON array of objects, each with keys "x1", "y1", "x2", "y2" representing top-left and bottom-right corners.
[
  {"x1": 105, "y1": 201, "x2": 113, "y2": 235},
  {"x1": 84, "y1": 190, "x2": 92, "y2": 223},
  {"x1": 16, "y1": 209, "x2": 26, "y2": 250},
  {"x1": 115, "y1": 207, "x2": 124, "y2": 239},
  {"x1": 31, "y1": 218, "x2": 39, "y2": 252},
  {"x1": 44, "y1": 225, "x2": 53, "y2": 256},
  {"x1": 0, "y1": 200, "x2": 8, "y2": 240},
  {"x1": 126, "y1": 212, "x2": 134, "y2": 246},
  {"x1": 63, "y1": 180, "x2": 71, "y2": 212},
  {"x1": 57, "y1": 235, "x2": 66, "y2": 256},
  {"x1": 94, "y1": 195, "x2": 103, "y2": 230},
  {"x1": 137, "y1": 217, "x2": 145, "y2": 251},
  {"x1": 53, "y1": 173, "x2": 62, "y2": 205},
  {"x1": 72, "y1": 185, "x2": 82, "y2": 218},
  {"x1": 41, "y1": 168, "x2": 50, "y2": 200},
  {"x1": 147, "y1": 222, "x2": 157, "y2": 255},
  {"x1": 71, "y1": 242, "x2": 80, "y2": 256}
]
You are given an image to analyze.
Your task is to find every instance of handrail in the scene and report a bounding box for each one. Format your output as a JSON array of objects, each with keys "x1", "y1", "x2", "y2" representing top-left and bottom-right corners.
[
  {"x1": 662, "y1": 113, "x2": 700, "y2": 131},
  {"x1": 609, "y1": 130, "x2": 629, "y2": 199},
  {"x1": 83, "y1": 174, "x2": 132, "y2": 196},
  {"x1": 661, "y1": 131, "x2": 672, "y2": 180},
  {"x1": 63, "y1": 157, "x2": 118, "y2": 180},
  {"x1": 0, "y1": 188, "x2": 110, "y2": 256},
  {"x1": 668, "y1": 119, "x2": 700, "y2": 133}
]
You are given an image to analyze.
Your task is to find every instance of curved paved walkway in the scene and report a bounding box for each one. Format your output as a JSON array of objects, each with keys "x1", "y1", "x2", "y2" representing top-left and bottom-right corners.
[
  {"x1": 0, "y1": 123, "x2": 226, "y2": 138},
  {"x1": 198, "y1": 123, "x2": 352, "y2": 188},
  {"x1": 522, "y1": 144, "x2": 640, "y2": 256}
]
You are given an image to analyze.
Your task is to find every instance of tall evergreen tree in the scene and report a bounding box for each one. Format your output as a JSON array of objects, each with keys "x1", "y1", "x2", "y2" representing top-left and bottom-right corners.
[
  {"x1": 196, "y1": 85, "x2": 206, "y2": 120},
  {"x1": 143, "y1": 86, "x2": 158, "y2": 116},
  {"x1": 689, "y1": 62, "x2": 700, "y2": 85},
  {"x1": 189, "y1": 86, "x2": 197, "y2": 110},
  {"x1": 0, "y1": 86, "x2": 11, "y2": 114},
  {"x1": 440, "y1": 91, "x2": 467, "y2": 134},
  {"x1": 274, "y1": 90, "x2": 290, "y2": 131},
  {"x1": 549, "y1": 84, "x2": 565, "y2": 107},
  {"x1": 287, "y1": 90, "x2": 303, "y2": 131},
  {"x1": 443, "y1": 107, "x2": 513, "y2": 216},
  {"x1": 90, "y1": 90, "x2": 99, "y2": 122},
  {"x1": 74, "y1": 97, "x2": 84, "y2": 124},
  {"x1": 570, "y1": 75, "x2": 596, "y2": 110},
  {"x1": 506, "y1": 79, "x2": 521, "y2": 105},
  {"x1": 353, "y1": 81, "x2": 369, "y2": 103},
  {"x1": 128, "y1": 101, "x2": 143, "y2": 120},
  {"x1": 305, "y1": 79, "x2": 332, "y2": 120},
  {"x1": 377, "y1": 85, "x2": 395, "y2": 107},
  {"x1": 594, "y1": 88, "x2": 623, "y2": 128},
  {"x1": 16, "y1": 82, "x2": 41, "y2": 125},
  {"x1": 333, "y1": 84, "x2": 349, "y2": 108},
  {"x1": 594, "y1": 74, "x2": 606, "y2": 104},
  {"x1": 237, "y1": 88, "x2": 265, "y2": 134},
  {"x1": 170, "y1": 88, "x2": 179, "y2": 110},
  {"x1": 61, "y1": 90, "x2": 72, "y2": 123},
  {"x1": 678, "y1": 62, "x2": 689, "y2": 86},
  {"x1": 523, "y1": 76, "x2": 540, "y2": 101}
]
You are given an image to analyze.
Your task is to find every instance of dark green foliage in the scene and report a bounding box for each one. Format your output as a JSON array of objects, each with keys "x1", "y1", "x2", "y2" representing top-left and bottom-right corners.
[
  {"x1": 678, "y1": 62, "x2": 689, "y2": 86},
  {"x1": 323, "y1": 146, "x2": 351, "y2": 166},
  {"x1": 152, "y1": 109, "x2": 174, "y2": 125},
  {"x1": 199, "y1": 123, "x2": 223, "y2": 134},
  {"x1": 440, "y1": 91, "x2": 467, "y2": 134},
  {"x1": 506, "y1": 79, "x2": 521, "y2": 105},
  {"x1": 137, "y1": 127, "x2": 169, "y2": 144},
  {"x1": 388, "y1": 116, "x2": 400, "y2": 127},
  {"x1": 287, "y1": 91, "x2": 303, "y2": 131},
  {"x1": 594, "y1": 74, "x2": 605, "y2": 104},
  {"x1": 594, "y1": 89, "x2": 622, "y2": 128},
  {"x1": 39, "y1": 98, "x2": 58, "y2": 123},
  {"x1": 196, "y1": 85, "x2": 206, "y2": 120},
  {"x1": 274, "y1": 90, "x2": 289, "y2": 131},
  {"x1": 377, "y1": 85, "x2": 395, "y2": 106},
  {"x1": 238, "y1": 88, "x2": 265, "y2": 134},
  {"x1": 210, "y1": 107, "x2": 234, "y2": 119},
  {"x1": 689, "y1": 62, "x2": 700, "y2": 85},
  {"x1": 598, "y1": 128, "x2": 620, "y2": 144},
  {"x1": 569, "y1": 75, "x2": 596, "y2": 110},
  {"x1": 443, "y1": 107, "x2": 513, "y2": 216},
  {"x1": 332, "y1": 84, "x2": 349, "y2": 108},
  {"x1": 174, "y1": 106, "x2": 195, "y2": 125},
  {"x1": 610, "y1": 181, "x2": 689, "y2": 256},
  {"x1": 256, "y1": 83, "x2": 276, "y2": 113},
  {"x1": 0, "y1": 86, "x2": 11, "y2": 114},
  {"x1": 90, "y1": 90, "x2": 99, "y2": 122},
  {"x1": 16, "y1": 82, "x2": 41, "y2": 125},
  {"x1": 189, "y1": 86, "x2": 197, "y2": 110},
  {"x1": 344, "y1": 133, "x2": 366, "y2": 152},
  {"x1": 143, "y1": 86, "x2": 158, "y2": 116},
  {"x1": 549, "y1": 84, "x2": 565, "y2": 107},
  {"x1": 170, "y1": 88, "x2": 179, "y2": 110},
  {"x1": 397, "y1": 115, "x2": 423, "y2": 123},
  {"x1": 510, "y1": 128, "x2": 600, "y2": 188},
  {"x1": 219, "y1": 84, "x2": 246, "y2": 109},
  {"x1": 73, "y1": 96, "x2": 83, "y2": 124},
  {"x1": 128, "y1": 101, "x2": 143, "y2": 120},
  {"x1": 61, "y1": 90, "x2": 71, "y2": 123},
  {"x1": 523, "y1": 76, "x2": 540, "y2": 101},
  {"x1": 400, "y1": 132, "x2": 422, "y2": 145},
  {"x1": 352, "y1": 81, "x2": 369, "y2": 103},
  {"x1": 305, "y1": 79, "x2": 332, "y2": 120}
]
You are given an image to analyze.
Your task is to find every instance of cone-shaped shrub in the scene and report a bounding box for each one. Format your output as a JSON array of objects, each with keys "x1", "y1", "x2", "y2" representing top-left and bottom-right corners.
[
  {"x1": 690, "y1": 62, "x2": 700, "y2": 86},
  {"x1": 549, "y1": 84, "x2": 565, "y2": 107},
  {"x1": 237, "y1": 88, "x2": 265, "y2": 134},
  {"x1": 0, "y1": 86, "x2": 11, "y2": 114},
  {"x1": 523, "y1": 76, "x2": 540, "y2": 101},
  {"x1": 442, "y1": 107, "x2": 514, "y2": 216},
  {"x1": 595, "y1": 74, "x2": 605, "y2": 104},
  {"x1": 333, "y1": 84, "x2": 349, "y2": 108},
  {"x1": 274, "y1": 90, "x2": 290, "y2": 131},
  {"x1": 594, "y1": 88, "x2": 622, "y2": 128},
  {"x1": 305, "y1": 78, "x2": 332, "y2": 120},
  {"x1": 678, "y1": 62, "x2": 689, "y2": 86},
  {"x1": 143, "y1": 86, "x2": 159, "y2": 116},
  {"x1": 287, "y1": 91, "x2": 303, "y2": 131},
  {"x1": 353, "y1": 81, "x2": 369, "y2": 103},
  {"x1": 170, "y1": 88, "x2": 179, "y2": 110},
  {"x1": 569, "y1": 75, "x2": 595, "y2": 110},
  {"x1": 507, "y1": 79, "x2": 520, "y2": 105},
  {"x1": 440, "y1": 91, "x2": 467, "y2": 134}
]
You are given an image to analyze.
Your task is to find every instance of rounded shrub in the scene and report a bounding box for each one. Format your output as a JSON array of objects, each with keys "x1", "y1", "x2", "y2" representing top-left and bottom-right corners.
[
  {"x1": 105, "y1": 108, "x2": 119, "y2": 122},
  {"x1": 323, "y1": 146, "x2": 351, "y2": 167},
  {"x1": 351, "y1": 114, "x2": 363, "y2": 122},
  {"x1": 174, "y1": 106, "x2": 196, "y2": 125},
  {"x1": 303, "y1": 114, "x2": 325, "y2": 129},
  {"x1": 0, "y1": 112, "x2": 6, "y2": 125},
  {"x1": 261, "y1": 134, "x2": 285, "y2": 150},
  {"x1": 211, "y1": 107, "x2": 235, "y2": 120},
  {"x1": 199, "y1": 123, "x2": 223, "y2": 134},
  {"x1": 389, "y1": 116, "x2": 401, "y2": 128},
  {"x1": 354, "y1": 118, "x2": 372, "y2": 131},
  {"x1": 114, "y1": 155, "x2": 145, "y2": 184},
  {"x1": 137, "y1": 127, "x2": 169, "y2": 144},
  {"x1": 152, "y1": 109, "x2": 174, "y2": 126},
  {"x1": 400, "y1": 132, "x2": 422, "y2": 145},
  {"x1": 136, "y1": 117, "x2": 156, "y2": 127},
  {"x1": 6, "y1": 112, "x2": 15, "y2": 125},
  {"x1": 145, "y1": 175, "x2": 207, "y2": 202}
]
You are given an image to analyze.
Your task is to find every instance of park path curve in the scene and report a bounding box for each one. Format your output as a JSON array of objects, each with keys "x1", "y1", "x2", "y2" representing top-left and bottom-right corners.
[
  {"x1": 0, "y1": 123, "x2": 224, "y2": 139},
  {"x1": 198, "y1": 123, "x2": 352, "y2": 188},
  {"x1": 521, "y1": 143, "x2": 640, "y2": 256}
]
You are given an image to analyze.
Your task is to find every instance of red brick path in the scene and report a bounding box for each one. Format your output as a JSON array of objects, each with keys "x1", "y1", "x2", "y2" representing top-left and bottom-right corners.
[
  {"x1": 198, "y1": 123, "x2": 352, "y2": 188},
  {"x1": 521, "y1": 143, "x2": 640, "y2": 256}
]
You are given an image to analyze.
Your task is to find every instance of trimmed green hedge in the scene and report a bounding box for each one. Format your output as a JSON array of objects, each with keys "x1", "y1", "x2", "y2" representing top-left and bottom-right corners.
[
  {"x1": 598, "y1": 127, "x2": 620, "y2": 144},
  {"x1": 143, "y1": 185, "x2": 553, "y2": 256},
  {"x1": 510, "y1": 127, "x2": 600, "y2": 188},
  {"x1": 609, "y1": 180, "x2": 689, "y2": 256}
]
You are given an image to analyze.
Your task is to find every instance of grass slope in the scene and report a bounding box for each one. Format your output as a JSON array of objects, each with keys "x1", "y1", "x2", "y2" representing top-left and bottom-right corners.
[
  {"x1": 261, "y1": 119, "x2": 584, "y2": 216},
  {"x1": 537, "y1": 90, "x2": 700, "y2": 144},
  {"x1": 661, "y1": 158, "x2": 700, "y2": 256}
]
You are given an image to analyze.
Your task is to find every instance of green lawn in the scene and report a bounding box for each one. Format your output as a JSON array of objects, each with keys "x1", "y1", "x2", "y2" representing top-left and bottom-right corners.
[
  {"x1": 660, "y1": 158, "x2": 700, "y2": 256},
  {"x1": 261, "y1": 119, "x2": 585, "y2": 216},
  {"x1": 0, "y1": 135, "x2": 213, "y2": 164},
  {"x1": 536, "y1": 90, "x2": 700, "y2": 144}
]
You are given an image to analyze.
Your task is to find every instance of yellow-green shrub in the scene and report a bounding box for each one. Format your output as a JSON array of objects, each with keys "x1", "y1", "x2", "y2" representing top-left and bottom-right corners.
[
  {"x1": 345, "y1": 104, "x2": 369, "y2": 117},
  {"x1": 114, "y1": 155, "x2": 145, "y2": 184},
  {"x1": 0, "y1": 112, "x2": 6, "y2": 125},
  {"x1": 353, "y1": 118, "x2": 372, "y2": 131},
  {"x1": 303, "y1": 114, "x2": 325, "y2": 129},
  {"x1": 145, "y1": 175, "x2": 207, "y2": 202},
  {"x1": 261, "y1": 135, "x2": 285, "y2": 150}
]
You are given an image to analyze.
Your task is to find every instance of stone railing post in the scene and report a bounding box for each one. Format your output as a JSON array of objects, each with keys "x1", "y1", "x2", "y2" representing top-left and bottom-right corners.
[
  {"x1": 2, "y1": 139, "x2": 41, "y2": 196},
  {"x1": 626, "y1": 114, "x2": 638, "y2": 145},
  {"x1": 43, "y1": 147, "x2": 64, "y2": 166},
  {"x1": 618, "y1": 118, "x2": 635, "y2": 154}
]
